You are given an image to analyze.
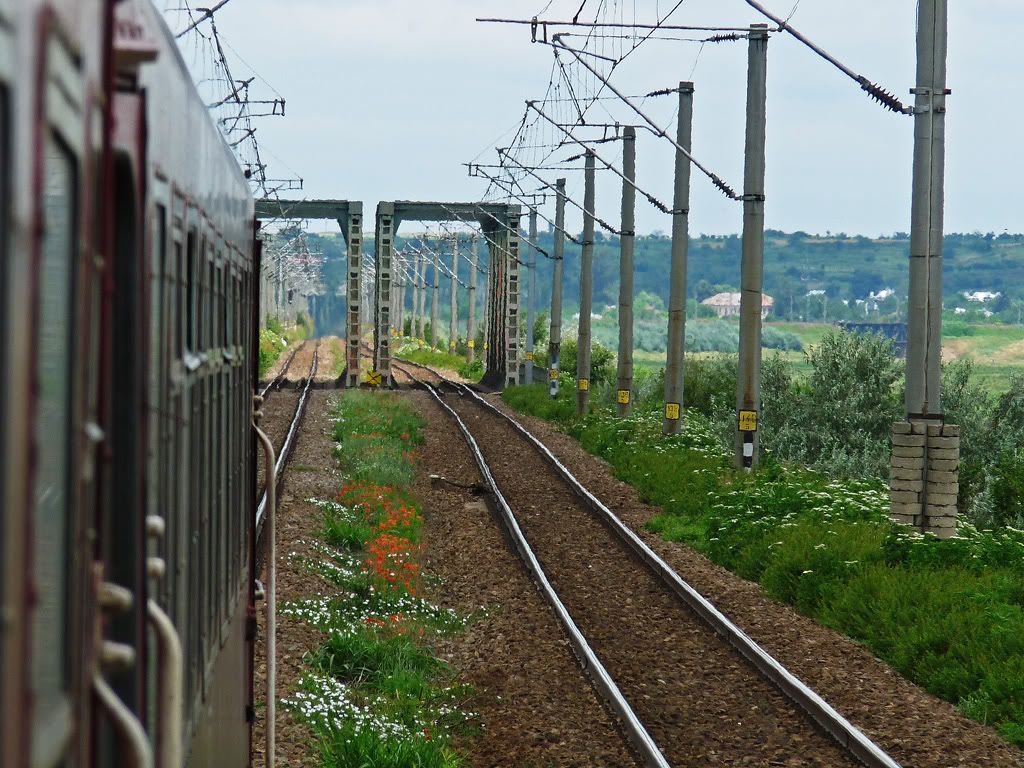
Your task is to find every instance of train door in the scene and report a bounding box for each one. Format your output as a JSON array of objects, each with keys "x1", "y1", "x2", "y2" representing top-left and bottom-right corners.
[
  {"x1": 0, "y1": 0, "x2": 14, "y2": 760},
  {"x1": 96, "y1": 86, "x2": 149, "y2": 766}
]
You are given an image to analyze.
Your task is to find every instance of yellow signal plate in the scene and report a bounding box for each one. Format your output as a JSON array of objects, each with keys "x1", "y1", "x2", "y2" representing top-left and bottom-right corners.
[
  {"x1": 549, "y1": 368, "x2": 560, "y2": 381},
  {"x1": 525, "y1": 351, "x2": 534, "y2": 361},
  {"x1": 578, "y1": 378, "x2": 590, "y2": 392},
  {"x1": 738, "y1": 410, "x2": 758, "y2": 432},
  {"x1": 467, "y1": 340, "x2": 475, "y2": 349},
  {"x1": 665, "y1": 402, "x2": 681, "y2": 421},
  {"x1": 483, "y1": 343, "x2": 489, "y2": 351},
  {"x1": 617, "y1": 389, "x2": 631, "y2": 405},
  {"x1": 449, "y1": 341, "x2": 456, "y2": 350},
  {"x1": 364, "y1": 370, "x2": 383, "y2": 387}
]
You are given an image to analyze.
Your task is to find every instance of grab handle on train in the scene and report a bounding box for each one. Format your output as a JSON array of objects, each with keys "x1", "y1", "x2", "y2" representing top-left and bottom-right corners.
[
  {"x1": 145, "y1": 517, "x2": 183, "y2": 768},
  {"x1": 254, "y1": 411, "x2": 278, "y2": 768},
  {"x1": 148, "y1": 598, "x2": 183, "y2": 768},
  {"x1": 93, "y1": 672, "x2": 154, "y2": 768}
]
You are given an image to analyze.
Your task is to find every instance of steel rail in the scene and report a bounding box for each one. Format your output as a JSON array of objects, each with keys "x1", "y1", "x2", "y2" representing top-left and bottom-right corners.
[
  {"x1": 258, "y1": 341, "x2": 302, "y2": 399},
  {"x1": 422, "y1": 382, "x2": 670, "y2": 768},
  {"x1": 457, "y1": 383, "x2": 902, "y2": 768},
  {"x1": 256, "y1": 341, "x2": 319, "y2": 534},
  {"x1": 400, "y1": 358, "x2": 901, "y2": 768}
]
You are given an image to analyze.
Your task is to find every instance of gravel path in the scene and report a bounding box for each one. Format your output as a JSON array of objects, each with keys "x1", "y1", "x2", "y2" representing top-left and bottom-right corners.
[{"x1": 254, "y1": 390, "x2": 344, "y2": 768}]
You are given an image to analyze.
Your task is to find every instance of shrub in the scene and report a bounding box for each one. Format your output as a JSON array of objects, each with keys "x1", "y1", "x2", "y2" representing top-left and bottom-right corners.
[{"x1": 559, "y1": 337, "x2": 615, "y2": 385}]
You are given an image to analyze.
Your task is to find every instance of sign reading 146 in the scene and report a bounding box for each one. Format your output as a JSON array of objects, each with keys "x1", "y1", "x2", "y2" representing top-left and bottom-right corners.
[{"x1": 738, "y1": 410, "x2": 758, "y2": 432}]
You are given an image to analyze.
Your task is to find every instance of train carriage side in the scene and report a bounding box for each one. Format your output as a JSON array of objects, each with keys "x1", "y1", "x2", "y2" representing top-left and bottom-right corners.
[
  {"x1": 1, "y1": 1, "x2": 260, "y2": 766},
  {"x1": 113, "y1": 2, "x2": 258, "y2": 766},
  {"x1": 1, "y1": 1, "x2": 110, "y2": 766}
]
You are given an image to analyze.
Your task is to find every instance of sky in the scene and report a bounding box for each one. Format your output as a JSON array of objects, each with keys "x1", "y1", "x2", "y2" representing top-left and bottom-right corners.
[{"x1": 178, "y1": 0, "x2": 1024, "y2": 237}]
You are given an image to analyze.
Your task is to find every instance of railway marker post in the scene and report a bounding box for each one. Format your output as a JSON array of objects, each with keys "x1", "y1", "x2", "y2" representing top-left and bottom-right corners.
[
  {"x1": 449, "y1": 237, "x2": 459, "y2": 353},
  {"x1": 467, "y1": 236, "x2": 478, "y2": 363},
  {"x1": 734, "y1": 26, "x2": 769, "y2": 469},
  {"x1": 431, "y1": 244, "x2": 440, "y2": 351},
  {"x1": 892, "y1": 0, "x2": 957, "y2": 538},
  {"x1": 576, "y1": 151, "x2": 596, "y2": 417},
  {"x1": 617, "y1": 126, "x2": 637, "y2": 418},
  {"x1": 549, "y1": 178, "x2": 567, "y2": 399},
  {"x1": 417, "y1": 250, "x2": 427, "y2": 347},
  {"x1": 526, "y1": 207, "x2": 538, "y2": 384},
  {"x1": 664, "y1": 85, "x2": 694, "y2": 434}
]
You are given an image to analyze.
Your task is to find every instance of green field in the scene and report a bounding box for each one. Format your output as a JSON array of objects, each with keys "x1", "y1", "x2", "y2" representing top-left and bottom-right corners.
[{"x1": 633, "y1": 322, "x2": 1024, "y2": 393}]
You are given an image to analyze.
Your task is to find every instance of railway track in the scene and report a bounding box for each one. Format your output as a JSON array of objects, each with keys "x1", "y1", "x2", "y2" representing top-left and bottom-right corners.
[
  {"x1": 258, "y1": 341, "x2": 302, "y2": 399},
  {"x1": 256, "y1": 339, "x2": 320, "y2": 538},
  {"x1": 390, "y1": 356, "x2": 900, "y2": 768}
]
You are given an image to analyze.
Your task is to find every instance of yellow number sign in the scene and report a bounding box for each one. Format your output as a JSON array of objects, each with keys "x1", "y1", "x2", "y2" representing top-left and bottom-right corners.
[
  {"x1": 665, "y1": 402, "x2": 681, "y2": 421},
  {"x1": 578, "y1": 378, "x2": 590, "y2": 392},
  {"x1": 738, "y1": 410, "x2": 758, "y2": 432},
  {"x1": 468, "y1": 340, "x2": 475, "y2": 349},
  {"x1": 549, "y1": 369, "x2": 560, "y2": 381},
  {"x1": 617, "y1": 389, "x2": 631, "y2": 405},
  {"x1": 525, "y1": 351, "x2": 534, "y2": 361}
]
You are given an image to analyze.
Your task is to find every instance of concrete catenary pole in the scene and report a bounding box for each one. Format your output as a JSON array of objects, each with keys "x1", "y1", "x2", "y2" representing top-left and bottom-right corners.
[
  {"x1": 526, "y1": 208, "x2": 538, "y2": 384},
  {"x1": 664, "y1": 84, "x2": 695, "y2": 434},
  {"x1": 576, "y1": 151, "x2": 596, "y2": 417},
  {"x1": 449, "y1": 237, "x2": 459, "y2": 353},
  {"x1": 467, "y1": 237, "x2": 478, "y2": 362},
  {"x1": 549, "y1": 178, "x2": 567, "y2": 399},
  {"x1": 905, "y1": 0, "x2": 947, "y2": 421},
  {"x1": 663, "y1": 85, "x2": 696, "y2": 434},
  {"x1": 734, "y1": 25, "x2": 769, "y2": 470},
  {"x1": 394, "y1": 256, "x2": 404, "y2": 337},
  {"x1": 890, "y1": 0, "x2": 957, "y2": 538},
  {"x1": 413, "y1": 251, "x2": 424, "y2": 341},
  {"x1": 617, "y1": 126, "x2": 637, "y2": 418},
  {"x1": 482, "y1": 264, "x2": 490, "y2": 368},
  {"x1": 431, "y1": 246, "x2": 440, "y2": 351}
]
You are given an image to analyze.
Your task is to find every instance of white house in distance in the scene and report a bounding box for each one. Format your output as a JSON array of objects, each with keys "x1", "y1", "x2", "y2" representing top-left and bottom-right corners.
[{"x1": 702, "y1": 292, "x2": 774, "y2": 319}]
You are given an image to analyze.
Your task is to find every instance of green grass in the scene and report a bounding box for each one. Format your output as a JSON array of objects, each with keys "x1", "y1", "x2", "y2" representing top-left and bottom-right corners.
[
  {"x1": 396, "y1": 345, "x2": 484, "y2": 383},
  {"x1": 331, "y1": 338, "x2": 346, "y2": 378},
  {"x1": 501, "y1": 386, "x2": 1024, "y2": 747},
  {"x1": 259, "y1": 315, "x2": 311, "y2": 378},
  {"x1": 281, "y1": 391, "x2": 473, "y2": 767},
  {"x1": 332, "y1": 391, "x2": 425, "y2": 487}
]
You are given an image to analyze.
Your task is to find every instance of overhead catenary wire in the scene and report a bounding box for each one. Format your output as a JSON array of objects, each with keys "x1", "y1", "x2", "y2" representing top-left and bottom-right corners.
[
  {"x1": 549, "y1": 35, "x2": 741, "y2": 200},
  {"x1": 498, "y1": 149, "x2": 623, "y2": 236},
  {"x1": 526, "y1": 101, "x2": 674, "y2": 214},
  {"x1": 743, "y1": 0, "x2": 911, "y2": 114}
]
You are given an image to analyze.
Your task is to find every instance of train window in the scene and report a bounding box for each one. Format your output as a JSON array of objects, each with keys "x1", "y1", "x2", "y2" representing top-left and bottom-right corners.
[
  {"x1": 206, "y1": 262, "x2": 214, "y2": 350},
  {"x1": 186, "y1": 229, "x2": 196, "y2": 352},
  {"x1": 30, "y1": 133, "x2": 77, "y2": 764},
  {"x1": 175, "y1": 240, "x2": 183, "y2": 358}
]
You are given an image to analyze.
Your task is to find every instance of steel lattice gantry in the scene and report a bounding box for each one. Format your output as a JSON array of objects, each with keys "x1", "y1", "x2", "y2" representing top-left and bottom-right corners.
[
  {"x1": 375, "y1": 201, "x2": 522, "y2": 389},
  {"x1": 254, "y1": 199, "x2": 364, "y2": 387}
]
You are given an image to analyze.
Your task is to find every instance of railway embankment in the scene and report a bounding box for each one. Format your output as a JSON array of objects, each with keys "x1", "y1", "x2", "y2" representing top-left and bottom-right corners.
[{"x1": 500, "y1": 381, "x2": 1024, "y2": 763}]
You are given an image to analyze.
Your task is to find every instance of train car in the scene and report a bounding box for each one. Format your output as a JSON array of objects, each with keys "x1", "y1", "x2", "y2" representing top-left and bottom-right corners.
[{"x1": 0, "y1": 2, "x2": 260, "y2": 766}]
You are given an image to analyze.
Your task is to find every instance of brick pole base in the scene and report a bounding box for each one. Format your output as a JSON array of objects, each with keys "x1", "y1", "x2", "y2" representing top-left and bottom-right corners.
[{"x1": 890, "y1": 421, "x2": 960, "y2": 538}]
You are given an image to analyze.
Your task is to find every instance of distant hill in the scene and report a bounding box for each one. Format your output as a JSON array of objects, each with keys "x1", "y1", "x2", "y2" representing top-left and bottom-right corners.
[{"x1": 303, "y1": 229, "x2": 1024, "y2": 331}]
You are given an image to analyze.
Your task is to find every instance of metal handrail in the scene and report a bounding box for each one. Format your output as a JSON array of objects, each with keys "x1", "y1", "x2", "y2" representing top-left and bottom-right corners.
[
  {"x1": 93, "y1": 673, "x2": 153, "y2": 768},
  {"x1": 147, "y1": 597, "x2": 183, "y2": 768}
]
